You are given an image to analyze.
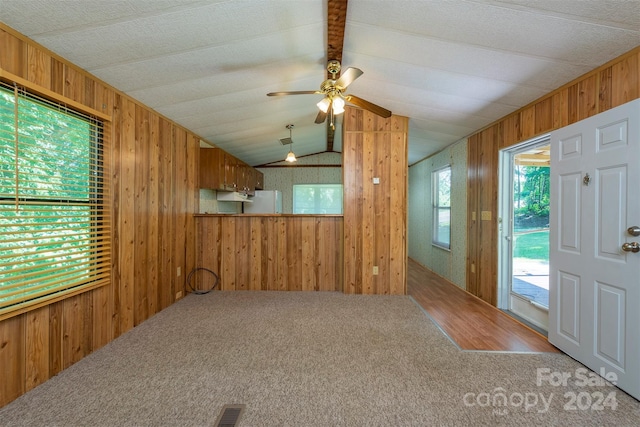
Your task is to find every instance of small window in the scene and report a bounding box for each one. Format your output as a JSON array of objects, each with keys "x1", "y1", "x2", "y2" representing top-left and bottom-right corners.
[
  {"x1": 293, "y1": 184, "x2": 343, "y2": 214},
  {"x1": 432, "y1": 166, "x2": 451, "y2": 249}
]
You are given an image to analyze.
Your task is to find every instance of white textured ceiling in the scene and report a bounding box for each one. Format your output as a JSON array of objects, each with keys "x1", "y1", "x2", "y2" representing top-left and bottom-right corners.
[{"x1": 1, "y1": 0, "x2": 639, "y2": 165}]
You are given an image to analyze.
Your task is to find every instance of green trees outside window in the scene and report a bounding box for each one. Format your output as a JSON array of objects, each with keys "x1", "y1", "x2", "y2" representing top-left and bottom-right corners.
[{"x1": 0, "y1": 85, "x2": 108, "y2": 316}]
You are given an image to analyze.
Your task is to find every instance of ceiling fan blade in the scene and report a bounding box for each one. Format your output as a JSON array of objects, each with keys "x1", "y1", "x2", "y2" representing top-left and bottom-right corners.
[
  {"x1": 346, "y1": 95, "x2": 392, "y2": 118},
  {"x1": 315, "y1": 109, "x2": 327, "y2": 124},
  {"x1": 267, "y1": 90, "x2": 320, "y2": 96},
  {"x1": 335, "y1": 67, "x2": 363, "y2": 89}
]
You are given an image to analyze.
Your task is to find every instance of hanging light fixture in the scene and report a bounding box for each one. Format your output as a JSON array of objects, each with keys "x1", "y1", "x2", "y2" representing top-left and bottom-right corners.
[{"x1": 283, "y1": 124, "x2": 297, "y2": 163}]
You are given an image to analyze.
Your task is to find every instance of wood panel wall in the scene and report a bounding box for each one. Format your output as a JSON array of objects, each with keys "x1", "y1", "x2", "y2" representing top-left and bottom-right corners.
[
  {"x1": 467, "y1": 46, "x2": 640, "y2": 305},
  {"x1": 342, "y1": 107, "x2": 408, "y2": 295},
  {"x1": 0, "y1": 24, "x2": 199, "y2": 407},
  {"x1": 196, "y1": 215, "x2": 343, "y2": 291}
]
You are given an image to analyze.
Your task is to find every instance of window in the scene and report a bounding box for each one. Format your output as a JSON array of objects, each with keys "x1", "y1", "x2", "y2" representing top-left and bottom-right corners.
[
  {"x1": 0, "y1": 83, "x2": 109, "y2": 318},
  {"x1": 432, "y1": 166, "x2": 451, "y2": 249},
  {"x1": 293, "y1": 184, "x2": 343, "y2": 214}
]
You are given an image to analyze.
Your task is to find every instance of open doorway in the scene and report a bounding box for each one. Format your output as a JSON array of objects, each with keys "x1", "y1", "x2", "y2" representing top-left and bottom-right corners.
[{"x1": 498, "y1": 136, "x2": 550, "y2": 332}]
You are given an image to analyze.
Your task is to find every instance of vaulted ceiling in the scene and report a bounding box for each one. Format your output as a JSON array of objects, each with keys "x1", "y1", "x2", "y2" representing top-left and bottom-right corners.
[{"x1": 1, "y1": 0, "x2": 639, "y2": 165}]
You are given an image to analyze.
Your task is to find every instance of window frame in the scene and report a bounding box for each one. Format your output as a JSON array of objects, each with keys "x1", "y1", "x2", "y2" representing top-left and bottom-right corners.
[
  {"x1": 432, "y1": 165, "x2": 451, "y2": 250},
  {"x1": 0, "y1": 78, "x2": 111, "y2": 320}
]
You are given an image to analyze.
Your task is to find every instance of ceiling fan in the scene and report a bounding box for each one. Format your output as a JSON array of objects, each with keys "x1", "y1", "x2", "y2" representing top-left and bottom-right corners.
[{"x1": 267, "y1": 60, "x2": 392, "y2": 130}]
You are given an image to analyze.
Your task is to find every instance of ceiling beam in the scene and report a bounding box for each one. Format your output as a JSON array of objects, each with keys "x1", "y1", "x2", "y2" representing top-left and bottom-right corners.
[
  {"x1": 326, "y1": 0, "x2": 348, "y2": 152},
  {"x1": 327, "y1": 0, "x2": 347, "y2": 65}
]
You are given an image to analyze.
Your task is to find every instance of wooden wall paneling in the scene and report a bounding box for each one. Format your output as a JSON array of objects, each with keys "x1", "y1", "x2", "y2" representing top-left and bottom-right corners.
[
  {"x1": 110, "y1": 94, "x2": 123, "y2": 338},
  {"x1": 374, "y1": 133, "x2": 391, "y2": 294},
  {"x1": 61, "y1": 293, "x2": 92, "y2": 370},
  {"x1": 196, "y1": 216, "x2": 344, "y2": 292},
  {"x1": 343, "y1": 128, "x2": 363, "y2": 294},
  {"x1": 0, "y1": 29, "x2": 25, "y2": 76},
  {"x1": 342, "y1": 108, "x2": 364, "y2": 295},
  {"x1": 552, "y1": 89, "x2": 569, "y2": 130},
  {"x1": 577, "y1": 74, "x2": 598, "y2": 120},
  {"x1": 146, "y1": 113, "x2": 160, "y2": 314},
  {"x1": 91, "y1": 284, "x2": 111, "y2": 352},
  {"x1": 200, "y1": 216, "x2": 221, "y2": 291},
  {"x1": 519, "y1": 106, "x2": 535, "y2": 141},
  {"x1": 534, "y1": 97, "x2": 553, "y2": 135},
  {"x1": 49, "y1": 58, "x2": 64, "y2": 96},
  {"x1": 234, "y1": 218, "x2": 250, "y2": 290},
  {"x1": 287, "y1": 217, "x2": 303, "y2": 291},
  {"x1": 276, "y1": 218, "x2": 288, "y2": 291},
  {"x1": 567, "y1": 83, "x2": 579, "y2": 125},
  {"x1": 335, "y1": 218, "x2": 344, "y2": 292},
  {"x1": 301, "y1": 217, "x2": 316, "y2": 291},
  {"x1": 598, "y1": 66, "x2": 613, "y2": 113},
  {"x1": 362, "y1": 133, "x2": 375, "y2": 294},
  {"x1": 479, "y1": 125, "x2": 501, "y2": 305},
  {"x1": 221, "y1": 217, "x2": 237, "y2": 290},
  {"x1": 83, "y1": 75, "x2": 95, "y2": 110},
  {"x1": 25, "y1": 307, "x2": 49, "y2": 391},
  {"x1": 248, "y1": 217, "x2": 262, "y2": 291},
  {"x1": 466, "y1": 134, "x2": 479, "y2": 295},
  {"x1": 173, "y1": 128, "x2": 187, "y2": 299},
  {"x1": 62, "y1": 64, "x2": 84, "y2": 103},
  {"x1": 157, "y1": 119, "x2": 174, "y2": 307},
  {"x1": 134, "y1": 104, "x2": 150, "y2": 326},
  {"x1": 48, "y1": 301, "x2": 63, "y2": 378},
  {"x1": 389, "y1": 131, "x2": 407, "y2": 295},
  {"x1": 118, "y1": 96, "x2": 136, "y2": 333},
  {"x1": 26, "y1": 45, "x2": 51, "y2": 88},
  {"x1": 342, "y1": 107, "x2": 408, "y2": 295},
  {"x1": 184, "y1": 134, "x2": 199, "y2": 293},
  {"x1": 315, "y1": 218, "x2": 328, "y2": 291},
  {"x1": 611, "y1": 54, "x2": 639, "y2": 106},
  {"x1": 0, "y1": 315, "x2": 24, "y2": 407},
  {"x1": 501, "y1": 113, "x2": 520, "y2": 149},
  {"x1": 261, "y1": 218, "x2": 278, "y2": 290}
]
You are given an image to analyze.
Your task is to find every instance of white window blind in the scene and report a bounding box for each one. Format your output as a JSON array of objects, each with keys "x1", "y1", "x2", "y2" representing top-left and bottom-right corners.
[{"x1": 0, "y1": 82, "x2": 111, "y2": 318}]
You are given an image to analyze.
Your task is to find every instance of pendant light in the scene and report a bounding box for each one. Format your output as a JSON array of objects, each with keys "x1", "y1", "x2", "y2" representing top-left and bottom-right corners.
[{"x1": 283, "y1": 124, "x2": 297, "y2": 163}]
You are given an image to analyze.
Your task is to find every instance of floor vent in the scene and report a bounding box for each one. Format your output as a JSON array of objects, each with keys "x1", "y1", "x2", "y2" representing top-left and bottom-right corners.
[{"x1": 214, "y1": 404, "x2": 245, "y2": 427}]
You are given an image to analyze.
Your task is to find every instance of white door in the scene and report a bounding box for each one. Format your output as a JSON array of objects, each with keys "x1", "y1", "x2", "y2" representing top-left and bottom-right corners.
[{"x1": 549, "y1": 99, "x2": 640, "y2": 399}]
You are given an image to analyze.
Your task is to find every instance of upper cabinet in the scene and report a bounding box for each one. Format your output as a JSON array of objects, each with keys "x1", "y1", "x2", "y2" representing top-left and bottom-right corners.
[
  {"x1": 200, "y1": 147, "x2": 261, "y2": 194},
  {"x1": 255, "y1": 169, "x2": 264, "y2": 190}
]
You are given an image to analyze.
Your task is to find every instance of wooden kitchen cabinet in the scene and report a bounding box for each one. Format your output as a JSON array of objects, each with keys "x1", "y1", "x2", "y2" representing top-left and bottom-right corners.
[
  {"x1": 200, "y1": 147, "x2": 261, "y2": 194},
  {"x1": 199, "y1": 148, "x2": 224, "y2": 190}
]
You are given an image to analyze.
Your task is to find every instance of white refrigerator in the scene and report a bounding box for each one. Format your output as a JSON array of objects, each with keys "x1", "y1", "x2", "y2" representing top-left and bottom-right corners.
[{"x1": 244, "y1": 190, "x2": 282, "y2": 213}]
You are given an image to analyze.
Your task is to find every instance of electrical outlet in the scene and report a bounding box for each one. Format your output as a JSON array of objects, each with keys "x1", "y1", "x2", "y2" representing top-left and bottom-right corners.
[
  {"x1": 373, "y1": 266, "x2": 379, "y2": 275},
  {"x1": 175, "y1": 291, "x2": 183, "y2": 300},
  {"x1": 177, "y1": 267, "x2": 181, "y2": 277}
]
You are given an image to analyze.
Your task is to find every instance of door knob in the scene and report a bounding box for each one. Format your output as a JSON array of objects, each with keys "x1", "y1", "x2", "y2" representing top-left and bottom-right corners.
[
  {"x1": 628, "y1": 226, "x2": 640, "y2": 237},
  {"x1": 622, "y1": 242, "x2": 640, "y2": 253}
]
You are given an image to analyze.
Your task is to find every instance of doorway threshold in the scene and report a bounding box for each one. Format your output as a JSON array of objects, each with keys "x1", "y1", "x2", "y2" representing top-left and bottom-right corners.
[{"x1": 501, "y1": 309, "x2": 548, "y2": 337}]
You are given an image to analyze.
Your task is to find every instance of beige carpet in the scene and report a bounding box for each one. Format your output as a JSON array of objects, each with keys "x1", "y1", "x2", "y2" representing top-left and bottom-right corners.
[{"x1": 1, "y1": 291, "x2": 638, "y2": 426}]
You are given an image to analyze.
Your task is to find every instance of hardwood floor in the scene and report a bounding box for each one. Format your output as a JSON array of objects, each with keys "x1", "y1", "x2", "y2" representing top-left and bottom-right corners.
[{"x1": 408, "y1": 258, "x2": 559, "y2": 353}]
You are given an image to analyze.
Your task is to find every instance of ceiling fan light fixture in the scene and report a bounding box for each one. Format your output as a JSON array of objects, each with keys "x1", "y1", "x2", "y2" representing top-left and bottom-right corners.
[
  {"x1": 332, "y1": 96, "x2": 345, "y2": 114},
  {"x1": 317, "y1": 97, "x2": 331, "y2": 113}
]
